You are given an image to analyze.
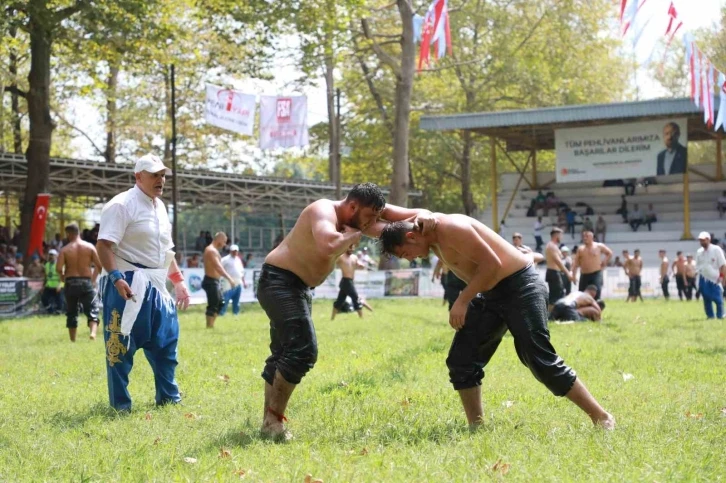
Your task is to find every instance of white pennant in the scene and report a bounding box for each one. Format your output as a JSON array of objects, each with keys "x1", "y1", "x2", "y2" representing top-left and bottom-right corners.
[{"x1": 715, "y1": 72, "x2": 726, "y2": 132}]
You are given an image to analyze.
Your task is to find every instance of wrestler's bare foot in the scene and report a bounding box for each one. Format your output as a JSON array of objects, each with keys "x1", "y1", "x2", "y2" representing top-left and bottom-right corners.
[
  {"x1": 260, "y1": 420, "x2": 293, "y2": 442},
  {"x1": 331, "y1": 308, "x2": 338, "y2": 321},
  {"x1": 593, "y1": 413, "x2": 615, "y2": 430}
]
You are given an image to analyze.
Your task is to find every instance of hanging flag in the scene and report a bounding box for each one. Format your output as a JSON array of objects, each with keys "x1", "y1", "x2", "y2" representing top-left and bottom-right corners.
[
  {"x1": 259, "y1": 95, "x2": 309, "y2": 150},
  {"x1": 204, "y1": 84, "x2": 256, "y2": 136},
  {"x1": 706, "y1": 62, "x2": 715, "y2": 127},
  {"x1": 715, "y1": 72, "x2": 726, "y2": 132},
  {"x1": 701, "y1": 55, "x2": 711, "y2": 125},
  {"x1": 417, "y1": 0, "x2": 452, "y2": 71},
  {"x1": 662, "y1": 1, "x2": 683, "y2": 58},
  {"x1": 684, "y1": 34, "x2": 696, "y2": 103},
  {"x1": 694, "y1": 46, "x2": 702, "y2": 109},
  {"x1": 26, "y1": 193, "x2": 50, "y2": 258}
]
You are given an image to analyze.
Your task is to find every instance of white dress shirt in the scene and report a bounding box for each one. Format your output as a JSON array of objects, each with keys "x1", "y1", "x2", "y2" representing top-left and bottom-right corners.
[
  {"x1": 98, "y1": 185, "x2": 174, "y2": 269},
  {"x1": 663, "y1": 149, "x2": 676, "y2": 175},
  {"x1": 695, "y1": 244, "x2": 726, "y2": 284}
]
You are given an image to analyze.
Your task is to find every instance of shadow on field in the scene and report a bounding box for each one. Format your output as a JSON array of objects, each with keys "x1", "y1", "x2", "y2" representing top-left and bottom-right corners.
[{"x1": 47, "y1": 402, "x2": 122, "y2": 428}]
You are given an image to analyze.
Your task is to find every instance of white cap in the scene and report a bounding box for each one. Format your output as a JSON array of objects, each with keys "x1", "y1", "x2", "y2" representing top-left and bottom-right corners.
[
  {"x1": 698, "y1": 231, "x2": 711, "y2": 240},
  {"x1": 229, "y1": 244, "x2": 239, "y2": 251},
  {"x1": 561, "y1": 246, "x2": 570, "y2": 252},
  {"x1": 134, "y1": 154, "x2": 171, "y2": 175},
  {"x1": 48, "y1": 249, "x2": 58, "y2": 256}
]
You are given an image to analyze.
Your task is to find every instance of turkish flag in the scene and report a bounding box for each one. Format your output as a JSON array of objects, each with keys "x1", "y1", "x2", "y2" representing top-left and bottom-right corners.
[{"x1": 27, "y1": 193, "x2": 51, "y2": 258}]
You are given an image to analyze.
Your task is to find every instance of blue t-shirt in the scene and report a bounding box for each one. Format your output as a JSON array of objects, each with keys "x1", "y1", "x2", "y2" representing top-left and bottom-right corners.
[{"x1": 566, "y1": 211, "x2": 576, "y2": 223}]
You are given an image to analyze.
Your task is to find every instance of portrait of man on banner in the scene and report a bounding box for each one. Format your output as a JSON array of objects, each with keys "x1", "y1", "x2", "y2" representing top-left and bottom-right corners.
[{"x1": 656, "y1": 121, "x2": 687, "y2": 175}]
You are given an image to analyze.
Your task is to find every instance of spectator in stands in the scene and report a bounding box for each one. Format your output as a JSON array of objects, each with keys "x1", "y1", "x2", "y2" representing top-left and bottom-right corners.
[
  {"x1": 565, "y1": 209, "x2": 576, "y2": 239},
  {"x1": 616, "y1": 195, "x2": 628, "y2": 223},
  {"x1": 628, "y1": 204, "x2": 644, "y2": 232},
  {"x1": 644, "y1": 204, "x2": 658, "y2": 231},
  {"x1": 533, "y1": 216, "x2": 544, "y2": 252},
  {"x1": 41, "y1": 249, "x2": 63, "y2": 314},
  {"x1": 556, "y1": 211, "x2": 567, "y2": 231},
  {"x1": 244, "y1": 253, "x2": 254, "y2": 268},
  {"x1": 582, "y1": 217, "x2": 594, "y2": 236},
  {"x1": 498, "y1": 218, "x2": 508, "y2": 239},
  {"x1": 195, "y1": 231, "x2": 206, "y2": 252},
  {"x1": 595, "y1": 215, "x2": 607, "y2": 243},
  {"x1": 695, "y1": 232, "x2": 725, "y2": 319},
  {"x1": 25, "y1": 255, "x2": 44, "y2": 279},
  {"x1": 205, "y1": 231, "x2": 213, "y2": 246},
  {"x1": 50, "y1": 233, "x2": 64, "y2": 251},
  {"x1": 657, "y1": 121, "x2": 688, "y2": 175},
  {"x1": 14, "y1": 253, "x2": 23, "y2": 276},
  {"x1": 2, "y1": 254, "x2": 19, "y2": 277},
  {"x1": 624, "y1": 178, "x2": 636, "y2": 196},
  {"x1": 187, "y1": 253, "x2": 201, "y2": 268},
  {"x1": 718, "y1": 191, "x2": 726, "y2": 219},
  {"x1": 534, "y1": 190, "x2": 546, "y2": 213},
  {"x1": 544, "y1": 192, "x2": 560, "y2": 215}
]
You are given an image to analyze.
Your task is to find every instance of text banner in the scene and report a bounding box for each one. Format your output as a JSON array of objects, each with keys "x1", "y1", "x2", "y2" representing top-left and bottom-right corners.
[
  {"x1": 204, "y1": 84, "x2": 256, "y2": 136},
  {"x1": 555, "y1": 119, "x2": 688, "y2": 182}
]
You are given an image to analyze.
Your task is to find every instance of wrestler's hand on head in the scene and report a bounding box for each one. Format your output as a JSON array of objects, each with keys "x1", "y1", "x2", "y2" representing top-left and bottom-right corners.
[
  {"x1": 114, "y1": 279, "x2": 134, "y2": 301},
  {"x1": 174, "y1": 282, "x2": 190, "y2": 310},
  {"x1": 413, "y1": 212, "x2": 437, "y2": 235},
  {"x1": 449, "y1": 299, "x2": 468, "y2": 331}
]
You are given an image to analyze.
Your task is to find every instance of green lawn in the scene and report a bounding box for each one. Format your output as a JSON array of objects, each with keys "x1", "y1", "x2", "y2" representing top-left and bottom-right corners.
[{"x1": 1, "y1": 298, "x2": 725, "y2": 482}]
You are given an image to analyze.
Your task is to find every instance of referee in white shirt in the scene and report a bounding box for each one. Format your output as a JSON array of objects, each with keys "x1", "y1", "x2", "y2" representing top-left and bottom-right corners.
[
  {"x1": 97, "y1": 154, "x2": 191, "y2": 411},
  {"x1": 695, "y1": 231, "x2": 726, "y2": 319}
]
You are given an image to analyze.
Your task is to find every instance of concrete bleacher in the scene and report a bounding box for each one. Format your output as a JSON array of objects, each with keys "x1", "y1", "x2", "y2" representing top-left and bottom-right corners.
[{"x1": 485, "y1": 164, "x2": 726, "y2": 266}]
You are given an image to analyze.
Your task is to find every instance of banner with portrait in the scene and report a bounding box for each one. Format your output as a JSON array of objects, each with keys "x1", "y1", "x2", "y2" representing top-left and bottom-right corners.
[{"x1": 555, "y1": 119, "x2": 688, "y2": 182}]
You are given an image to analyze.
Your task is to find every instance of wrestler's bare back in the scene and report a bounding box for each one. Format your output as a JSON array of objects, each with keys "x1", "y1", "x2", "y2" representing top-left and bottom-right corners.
[
  {"x1": 266, "y1": 200, "x2": 350, "y2": 287},
  {"x1": 430, "y1": 214, "x2": 529, "y2": 291},
  {"x1": 58, "y1": 239, "x2": 100, "y2": 279}
]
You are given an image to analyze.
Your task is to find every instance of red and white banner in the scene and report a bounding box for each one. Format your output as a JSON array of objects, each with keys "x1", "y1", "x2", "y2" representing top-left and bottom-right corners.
[
  {"x1": 259, "y1": 96, "x2": 309, "y2": 150},
  {"x1": 204, "y1": 84, "x2": 256, "y2": 136},
  {"x1": 27, "y1": 193, "x2": 50, "y2": 258}
]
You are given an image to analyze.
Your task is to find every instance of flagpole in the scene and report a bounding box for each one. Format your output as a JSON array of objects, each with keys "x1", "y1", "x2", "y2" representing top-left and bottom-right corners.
[{"x1": 170, "y1": 64, "x2": 179, "y2": 251}]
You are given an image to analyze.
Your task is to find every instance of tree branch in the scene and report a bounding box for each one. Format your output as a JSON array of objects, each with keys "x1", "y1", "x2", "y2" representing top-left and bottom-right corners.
[
  {"x1": 420, "y1": 59, "x2": 482, "y2": 73},
  {"x1": 360, "y1": 18, "x2": 401, "y2": 77},
  {"x1": 351, "y1": 21, "x2": 393, "y2": 134},
  {"x1": 53, "y1": 1, "x2": 85, "y2": 22},
  {"x1": 3, "y1": 85, "x2": 27, "y2": 99},
  {"x1": 52, "y1": 109, "x2": 105, "y2": 158}
]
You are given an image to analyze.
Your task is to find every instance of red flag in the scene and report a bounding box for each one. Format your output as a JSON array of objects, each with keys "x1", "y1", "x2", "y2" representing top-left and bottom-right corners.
[{"x1": 27, "y1": 193, "x2": 50, "y2": 258}]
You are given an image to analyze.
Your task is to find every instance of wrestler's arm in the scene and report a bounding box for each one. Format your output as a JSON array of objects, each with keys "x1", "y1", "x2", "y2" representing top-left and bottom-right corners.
[
  {"x1": 91, "y1": 246, "x2": 102, "y2": 284},
  {"x1": 448, "y1": 222, "x2": 503, "y2": 330},
  {"x1": 56, "y1": 249, "x2": 65, "y2": 283},
  {"x1": 363, "y1": 205, "x2": 436, "y2": 238},
  {"x1": 571, "y1": 249, "x2": 580, "y2": 279},
  {"x1": 599, "y1": 243, "x2": 613, "y2": 267},
  {"x1": 312, "y1": 204, "x2": 362, "y2": 254},
  {"x1": 209, "y1": 252, "x2": 235, "y2": 286},
  {"x1": 433, "y1": 259, "x2": 444, "y2": 280}
]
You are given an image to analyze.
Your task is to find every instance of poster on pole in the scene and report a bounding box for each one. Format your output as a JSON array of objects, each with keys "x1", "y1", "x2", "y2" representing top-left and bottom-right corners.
[
  {"x1": 259, "y1": 95, "x2": 309, "y2": 149},
  {"x1": 204, "y1": 84, "x2": 256, "y2": 136},
  {"x1": 555, "y1": 118, "x2": 688, "y2": 182}
]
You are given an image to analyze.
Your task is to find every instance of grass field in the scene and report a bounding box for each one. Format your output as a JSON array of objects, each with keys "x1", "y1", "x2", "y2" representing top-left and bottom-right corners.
[{"x1": 1, "y1": 297, "x2": 725, "y2": 482}]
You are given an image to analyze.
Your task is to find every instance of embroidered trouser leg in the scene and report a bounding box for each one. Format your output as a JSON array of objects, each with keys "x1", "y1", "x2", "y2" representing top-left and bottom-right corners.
[{"x1": 102, "y1": 272, "x2": 181, "y2": 411}]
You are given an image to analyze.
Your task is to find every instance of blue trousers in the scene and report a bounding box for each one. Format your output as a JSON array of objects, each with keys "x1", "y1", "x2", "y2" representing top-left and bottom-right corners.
[
  {"x1": 699, "y1": 276, "x2": 724, "y2": 319},
  {"x1": 219, "y1": 284, "x2": 242, "y2": 316},
  {"x1": 102, "y1": 272, "x2": 181, "y2": 411}
]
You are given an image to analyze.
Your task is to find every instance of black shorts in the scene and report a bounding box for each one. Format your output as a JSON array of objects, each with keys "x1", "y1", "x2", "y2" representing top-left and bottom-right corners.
[
  {"x1": 628, "y1": 275, "x2": 641, "y2": 297},
  {"x1": 202, "y1": 276, "x2": 223, "y2": 316},
  {"x1": 334, "y1": 277, "x2": 362, "y2": 311},
  {"x1": 545, "y1": 269, "x2": 565, "y2": 304},
  {"x1": 64, "y1": 277, "x2": 99, "y2": 328},
  {"x1": 257, "y1": 264, "x2": 317, "y2": 385},
  {"x1": 446, "y1": 264, "x2": 577, "y2": 396},
  {"x1": 579, "y1": 270, "x2": 603, "y2": 299},
  {"x1": 550, "y1": 302, "x2": 586, "y2": 322}
]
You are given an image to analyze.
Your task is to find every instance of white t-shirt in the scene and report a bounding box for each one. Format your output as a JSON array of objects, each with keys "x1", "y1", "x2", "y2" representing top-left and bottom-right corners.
[
  {"x1": 98, "y1": 185, "x2": 174, "y2": 269},
  {"x1": 221, "y1": 254, "x2": 244, "y2": 283},
  {"x1": 533, "y1": 220, "x2": 543, "y2": 237},
  {"x1": 695, "y1": 244, "x2": 726, "y2": 284}
]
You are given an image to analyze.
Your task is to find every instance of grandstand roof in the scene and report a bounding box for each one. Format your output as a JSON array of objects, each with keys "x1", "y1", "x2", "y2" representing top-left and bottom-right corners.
[{"x1": 419, "y1": 97, "x2": 720, "y2": 151}]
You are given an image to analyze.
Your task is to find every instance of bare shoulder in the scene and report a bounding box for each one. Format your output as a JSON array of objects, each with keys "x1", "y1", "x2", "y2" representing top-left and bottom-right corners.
[{"x1": 307, "y1": 199, "x2": 336, "y2": 218}]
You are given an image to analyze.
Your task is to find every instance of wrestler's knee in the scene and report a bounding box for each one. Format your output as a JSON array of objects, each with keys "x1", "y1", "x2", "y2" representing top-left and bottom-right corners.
[
  {"x1": 277, "y1": 334, "x2": 318, "y2": 384},
  {"x1": 515, "y1": 339, "x2": 576, "y2": 396},
  {"x1": 66, "y1": 316, "x2": 78, "y2": 329},
  {"x1": 446, "y1": 352, "x2": 484, "y2": 390}
]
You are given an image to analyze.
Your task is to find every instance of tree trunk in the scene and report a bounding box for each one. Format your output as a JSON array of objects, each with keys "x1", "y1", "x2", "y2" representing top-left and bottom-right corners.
[
  {"x1": 104, "y1": 62, "x2": 119, "y2": 163},
  {"x1": 20, "y1": 11, "x2": 54, "y2": 259},
  {"x1": 460, "y1": 129, "x2": 477, "y2": 216},
  {"x1": 390, "y1": 0, "x2": 415, "y2": 207},
  {"x1": 9, "y1": 26, "x2": 22, "y2": 155},
  {"x1": 324, "y1": 34, "x2": 339, "y2": 192}
]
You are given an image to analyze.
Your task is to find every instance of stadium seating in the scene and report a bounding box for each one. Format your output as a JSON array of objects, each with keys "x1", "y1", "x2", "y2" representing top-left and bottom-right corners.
[{"x1": 484, "y1": 164, "x2": 726, "y2": 266}]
